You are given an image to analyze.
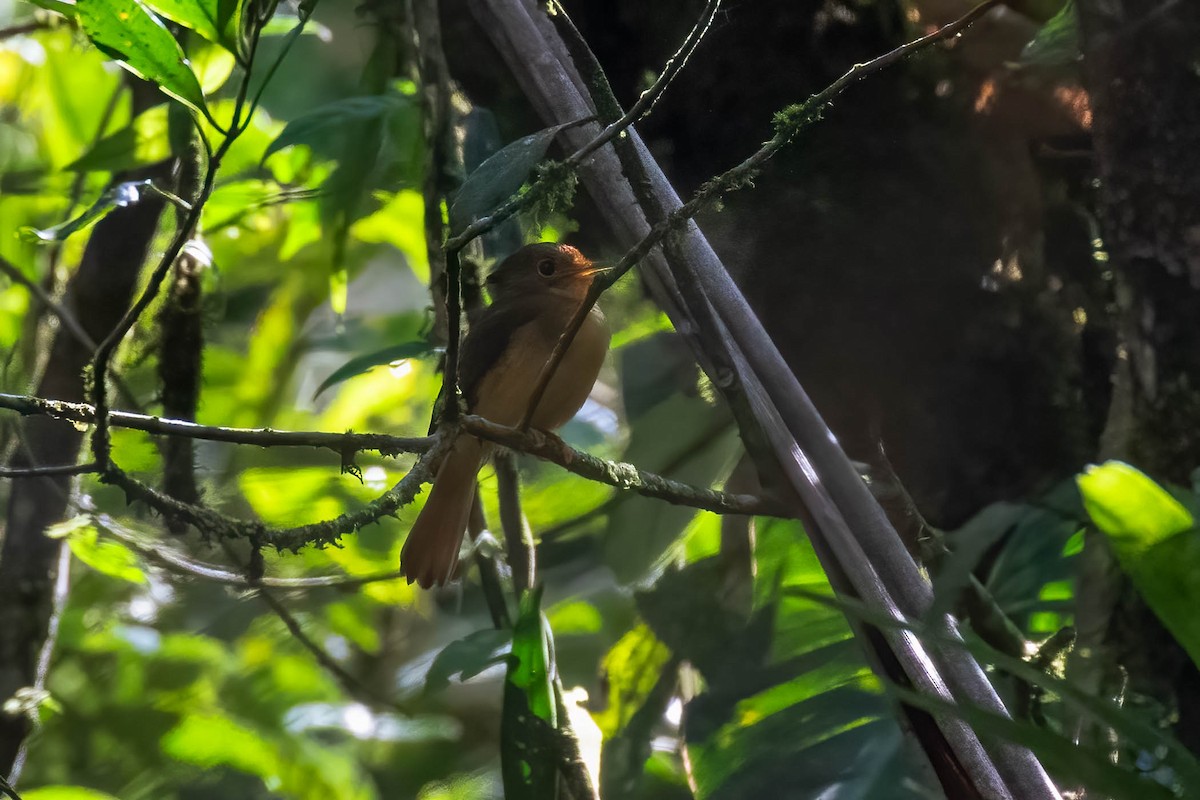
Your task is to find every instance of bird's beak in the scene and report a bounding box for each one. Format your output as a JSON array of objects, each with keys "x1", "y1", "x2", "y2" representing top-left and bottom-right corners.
[{"x1": 572, "y1": 265, "x2": 612, "y2": 279}]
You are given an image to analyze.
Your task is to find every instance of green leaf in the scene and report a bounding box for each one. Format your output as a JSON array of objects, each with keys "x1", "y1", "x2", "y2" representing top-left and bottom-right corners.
[
  {"x1": 1078, "y1": 461, "x2": 1194, "y2": 543},
  {"x1": 425, "y1": 628, "x2": 512, "y2": 694},
  {"x1": 65, "y1": 104, "x2": 172, "y2": 172},
  {"x1": 591, "y1": 624, "x2": 672, "y2": 738},
  {"x1": 1079, "y1": 461, "x2": 1200, "y2": 668},
  {"x1": 507, "y1": 587, "x2": 555, "y2": 726},
  {"x1": 312, "y1": 341, "x2": 438, "y2": 399},
  {"x1": 261, "y1": 13, "x2": 331, "y2": 39},
  {"x1": 64, "y1": 525, "x2": 147, "y2": 584},
  {"x1": 350, "y1": 189, "x2": 430, "y2": 282},
  {"x1": 604, "y1": 390, "x2": 739, "y2": 584},
  {"x1": 23, "y1": 788, "x2": 121, "y2": 800},
  {"x1": 502, "y1": 587, "x2": 558, "y2": 800},
  {"x1": 449, "y1": 122, "x2": 575, "y2": 230},
  {"x1": 142, "y1": 0, "x2": 240, "y2": 53},
  {"x1": 1019, "y1": 0, "x2": 1081, "y2": 68},
  {"x1": 261, "y1": 93, "x2": 414, "y2": 164},
  {"x1": 23, "y1": 0, "x2": 79, "y2": 18},
  {"x1": 161, "y1": 714, "x2": 280, "y2": 776},
  {"x1": 76, "y1": 0, "x2": 212, "y2": 123},
  {"x1": 545, "y1": 599, "x2": 603, "y2": 635}
]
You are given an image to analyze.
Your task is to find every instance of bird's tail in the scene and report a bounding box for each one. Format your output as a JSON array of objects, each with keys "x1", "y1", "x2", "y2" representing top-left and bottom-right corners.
[{"x1": 401, "y1": 436, "x2": 486, "y2": 588}]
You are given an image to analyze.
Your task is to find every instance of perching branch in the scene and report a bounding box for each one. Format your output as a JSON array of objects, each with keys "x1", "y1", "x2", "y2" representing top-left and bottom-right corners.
[
  {"x1": 0, "y1": 394, "x2": 781, "y2": 519},
  {"x1": 463, "y1": 415, "x2": 782, "y2": 517},
  {"x1": 0, "y1": 392, "x2": 432, "y2": 457}
]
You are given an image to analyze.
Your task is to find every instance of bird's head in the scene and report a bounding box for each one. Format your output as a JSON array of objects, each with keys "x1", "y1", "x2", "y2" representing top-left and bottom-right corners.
[{"x1": 486, "y1": 242, "x2": 606, "y2": 303}]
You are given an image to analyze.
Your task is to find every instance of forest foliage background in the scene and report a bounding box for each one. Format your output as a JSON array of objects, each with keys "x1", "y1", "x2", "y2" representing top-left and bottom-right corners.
[{"x1": 1, "y1": 0, "x2": 1199, "y2": 798}]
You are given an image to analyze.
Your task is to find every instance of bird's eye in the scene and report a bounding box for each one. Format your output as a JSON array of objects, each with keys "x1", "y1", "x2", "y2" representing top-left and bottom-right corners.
[{"x1": 537, "y1": 259, "x2": 556, "y2": 277}]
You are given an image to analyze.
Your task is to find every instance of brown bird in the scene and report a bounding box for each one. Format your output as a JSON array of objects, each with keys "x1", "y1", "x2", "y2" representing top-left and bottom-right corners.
[{"x1": 401, "y1": 243, "x2": 611, "y2": 588}]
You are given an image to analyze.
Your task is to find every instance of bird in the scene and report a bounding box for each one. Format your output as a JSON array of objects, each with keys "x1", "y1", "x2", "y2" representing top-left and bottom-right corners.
[{"x1": 400, "y1": 242, "x2": 611, "y2": 588}]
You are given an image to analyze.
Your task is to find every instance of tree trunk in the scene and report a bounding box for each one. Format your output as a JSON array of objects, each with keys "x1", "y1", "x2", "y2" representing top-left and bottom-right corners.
[{"x1": 0, "y1": 81, "x2": 173, "y2": 774}]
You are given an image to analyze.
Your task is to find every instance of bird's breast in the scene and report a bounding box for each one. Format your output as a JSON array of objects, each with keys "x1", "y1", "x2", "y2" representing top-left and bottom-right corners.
[{"x1": 471, "y1": 305, "x2": 609, "y2": 431}]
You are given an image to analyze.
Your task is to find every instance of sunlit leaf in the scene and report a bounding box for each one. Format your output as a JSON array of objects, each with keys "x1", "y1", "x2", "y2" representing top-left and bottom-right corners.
[
  {"x1": 1079, "y1": 461, "x2": 1200, "y2": 668},
  {"x1": 161, "y1": 713, "x2": 280, "y2": 776},
  {"x1": 592, "y1": 624, "x2": 672, "y2": 738},
  {"x1": 63, "y1": 524, "x2": 147, "y2": 584},
  {"x1": 1078, "y1": 461, "x2": 1194, "y2": 543},
  {"x1": 142, "y1": 0, "x2": 240, "y2": 53},
  {"x1": 261, "y1": 13, "x2": 331, "y2": 40},
  {"x1": 351, "y1": 189, "x2": 429, "y2": 282},
  {"x1": 23, "y1": 788, "x2": 121, "y2": 800},
  {"x1": 190, "y1": 40, "x2": 237, "y2": 94},
  {"x1": 76, "y1": 0, "x2": 212, "y2": 123},
  {"x1": 546, "y1": 600, "x2": 603, "y2": 635},
  {"x1": 449, "y1": 121, "x2": 576, "y2": 230}
]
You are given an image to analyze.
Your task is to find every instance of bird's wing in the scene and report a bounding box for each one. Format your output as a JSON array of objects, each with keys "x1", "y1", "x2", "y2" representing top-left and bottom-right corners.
[{"x1": 458, "y1": 300, "x2": 541, "y2": 408}]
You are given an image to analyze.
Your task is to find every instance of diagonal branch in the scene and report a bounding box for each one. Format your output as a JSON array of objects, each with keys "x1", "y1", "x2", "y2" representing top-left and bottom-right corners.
[
  {"x1": 443, "y1": 0, "x2": 724, "y2": 254},
  {"x1": 463, "y1": 416, "x2": 782, "y2": 517},
  {"x1": 516, "y1": 0, "x2": 1000, "y2": 432}
]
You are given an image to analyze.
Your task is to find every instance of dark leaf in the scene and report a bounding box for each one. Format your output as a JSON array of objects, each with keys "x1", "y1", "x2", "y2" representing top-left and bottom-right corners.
[
  {"x1": 449, "y1": 121, "x2": 575, "y2": 230},
  {"x1": 424, "y1": 628, "x2": 511, "y2": 694},
  {"x1": 261, "y1": 93, "x2": 414, "y2": 164},
  {"x1": 1019, "y1": 0, "x2": 1080, "y2": 68},
  {"x1": 312, "y1": 341, "x2": 437, "y2": 400},
  {"x1": 604, "y1": 391, "x2": 739, "y2": 584}
]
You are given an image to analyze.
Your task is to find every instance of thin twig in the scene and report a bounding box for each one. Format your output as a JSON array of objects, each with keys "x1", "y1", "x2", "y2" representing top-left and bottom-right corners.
[
  {"x1": 0, "y1": 20, "x2": 48, "y2": 40},
  {"x1": 558, "y1": 0, "x2": 720, "y2": 166},
  {"x1": 553, "y1": 679, "x2": 599, "y2": 800},
  {"x1": 467, "y1": 491, "x2": 513, "y2": 629},
  {"x1": 0, "y1": 463, "x2": 96, "y2": 478},
  {"x1": 0, "y1": 256, "x2": 95, "y2": 352},
  {"x1": 256, "y1": 586, "x2": 409, "y2": 712}
]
